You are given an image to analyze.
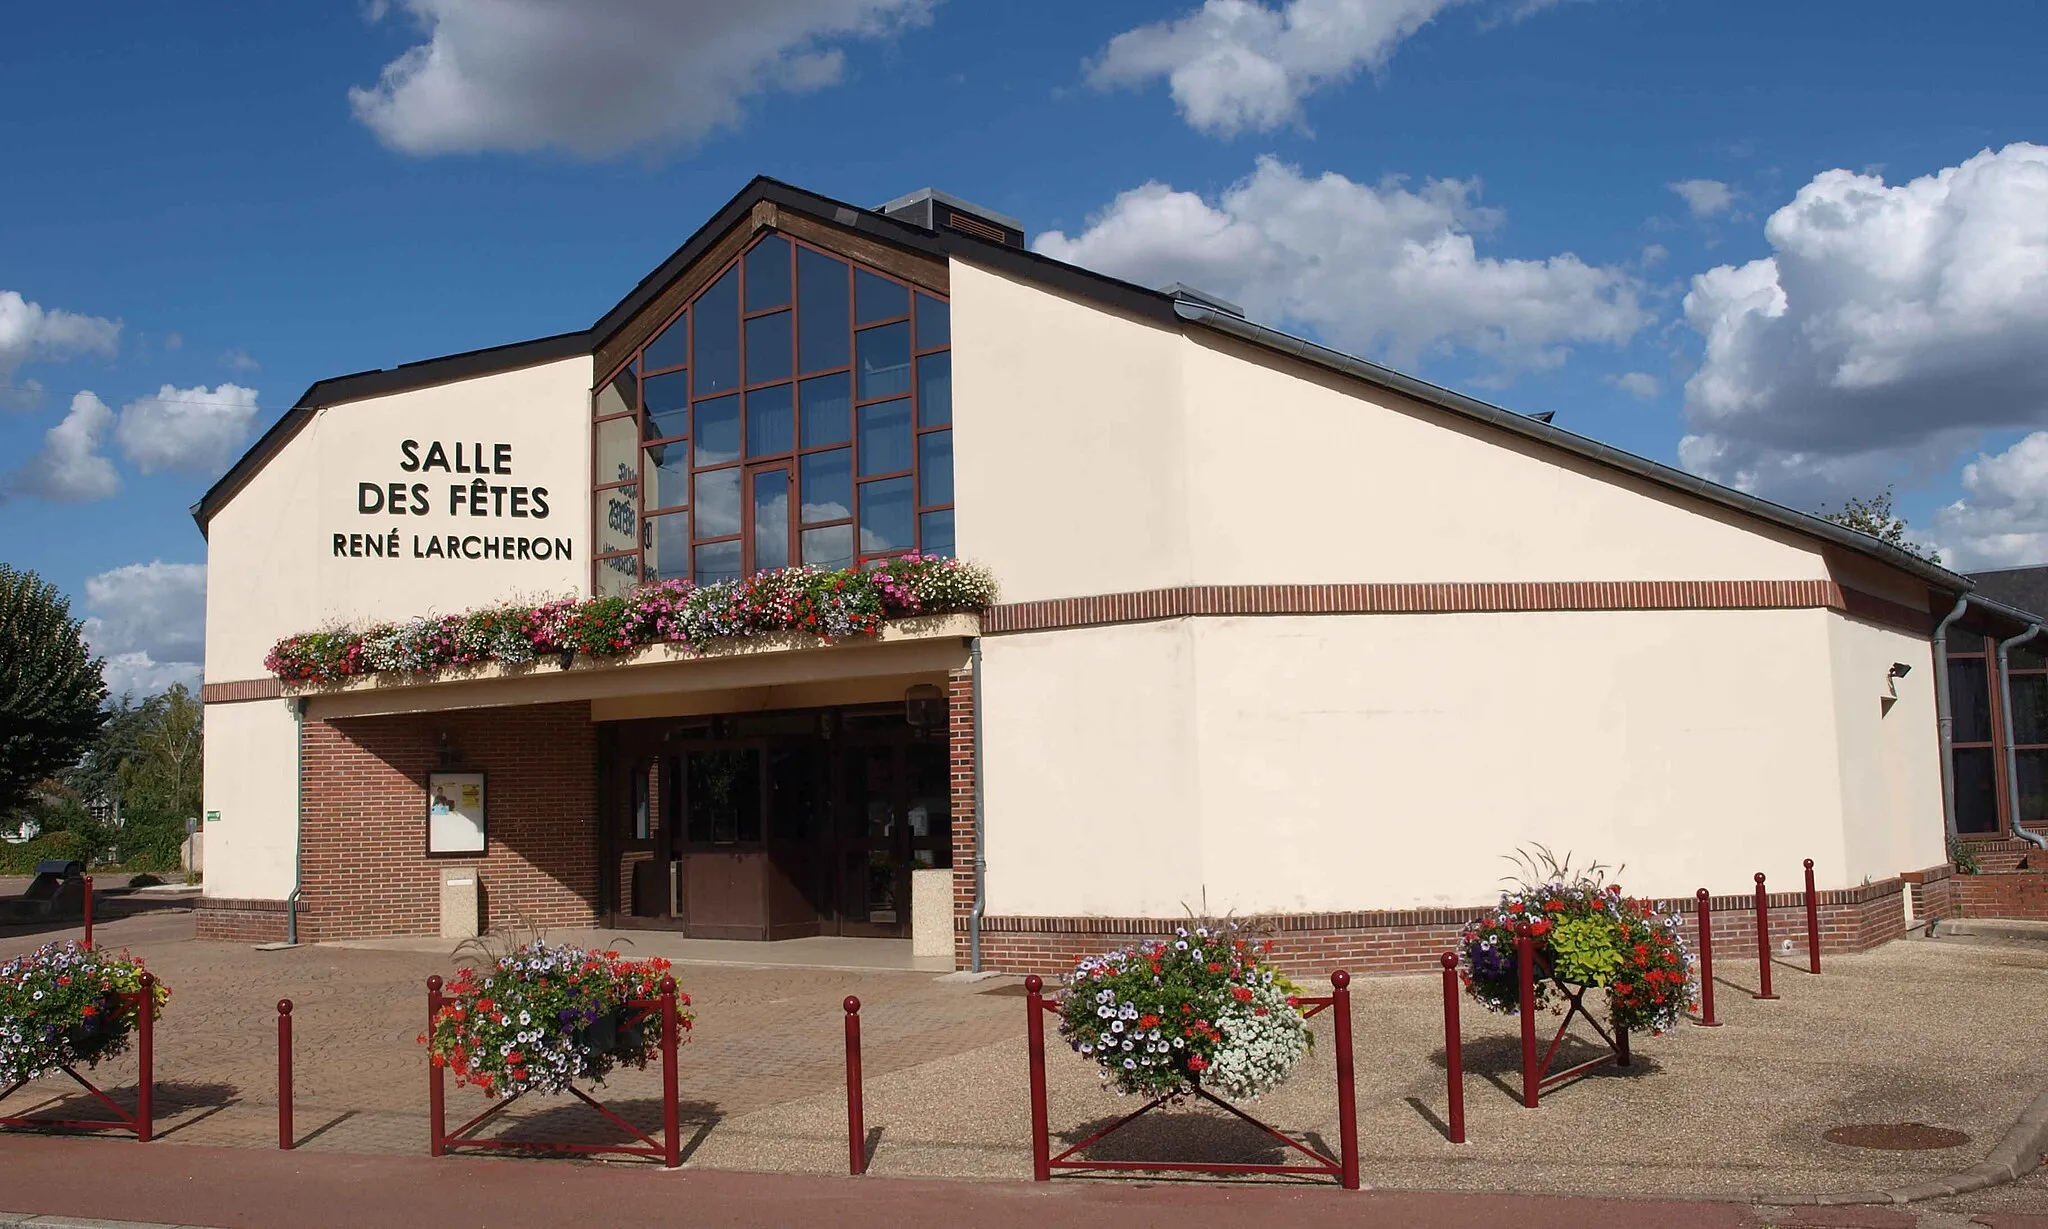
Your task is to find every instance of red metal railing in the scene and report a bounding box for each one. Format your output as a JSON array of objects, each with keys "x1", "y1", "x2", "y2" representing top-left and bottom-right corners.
[
  {"x1": 81, "y1": 875, "x2": 93, "y2": 951},
  {"x1": 1438, "y1": 953, "x2": 1465, "y2": 1144},
  {"x1": 0, "y1": 972, "x2": 154, "y2": 1141},
  {"x1": 1752, "y1": 873, "x2": 1779, "y2": 1000},
  {"x1": 1804, "y1": 859, "x2": 1822, "y2": 974},
  {"x1": 278, "y1": 999, "x2": 294, "y2": 1150},
  {"x1": 1515, "y1": 927, "x2": 1629, "y2": 1109},
  {"x1": 844, "y1": 995, "x2": 866, "y2": 1176},
  {"x1": 1024, "y1": 969, "x2": 1360, "y2": 1189},
  {"x1": 425, "y1": 973, "x2": 682, "y2": 1167},
  {"x1": 1694, "y1": 888, "x2": 1720, "y2": 1027}
]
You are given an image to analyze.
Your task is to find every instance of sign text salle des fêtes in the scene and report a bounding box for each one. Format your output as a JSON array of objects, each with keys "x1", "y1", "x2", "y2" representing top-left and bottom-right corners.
[{"x1": 334, "y1": 439, "x2": 574, "y2": 563}]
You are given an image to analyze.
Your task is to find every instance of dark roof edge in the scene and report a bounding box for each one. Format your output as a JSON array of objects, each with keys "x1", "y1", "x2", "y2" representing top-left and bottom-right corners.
[{"x1": 1171, "y1": 301, "x2": 1973, "y2": 597}]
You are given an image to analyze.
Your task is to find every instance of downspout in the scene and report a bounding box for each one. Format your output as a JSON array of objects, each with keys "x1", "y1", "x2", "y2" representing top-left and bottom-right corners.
[
  {"x1": 1997, "y1": 624, "x2": 2048, "y2": 851},
  {"x1": 969, "y1": 637, "x2": 987, "y2": 973},
  {"x1": 1933, "y1": 595, "x2": 1970, "y2": 840},
  {"x1": 284, "y1": 696, "x2": 306, "y2": 945}
]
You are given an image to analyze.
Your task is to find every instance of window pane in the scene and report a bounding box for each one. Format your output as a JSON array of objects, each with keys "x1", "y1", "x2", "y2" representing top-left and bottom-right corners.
[
  {"x1": 752, "y1": 469, "x2": 790, "y2": 573},
  {"x1": 694, "y1": 467, "x2": 741, "y2": 538},
  {"x1": 802, "y1": 524, "x2": 855, "y2": 571},
  {"x1": 744, "y1": 236, "x2": 791, "y2": 311},
  {"x1": 594, "y1": 486, "x2": 638, "y2": 557},
  {"x1": 2022, "y1": 748, "x2": 2048, "y2": 823},
  {"x1": 745, "y1": 383, "x2": 794, "y2": 458},
  {"x1": 2017, "y1": 674, "x2": 2048, "y2": 746},
  {"x1": 800, "y1": 447, "x2": 852, "y2": 524},
  {"x1": 858, "y1": 398, "x2": 911, "y2": 475},
  {"x1": 643, "y1": 310, "x2": 688, "y2": 373},
  {"x1": 643, "y1": 370, "x2": 689, "y2": 440},
  {"x1": 797, "y1": 249, "x2": 849, "y2": 373},
  {"x1": 857, "y1": 322, "x2": 911, "y2": 401},
  {"x1": 800, "y1": 372, "x2": 851, "y2": 446},
  {"x1": 692, "y1": 267, "x2": 740, "y2": 396},
  {"x1": 693, "y1": 538, "x2": 741, "y2": 586},
  {"x1": 596, "y1": 368, "x2": 639, "y2": 419},
  {"x1": 918, "y1": 429, "x2": 952, "y2": 506},
  {"x1": 858, "y1": 476, "x2": 913, "y2": 554},
  {"x1": 744, "y1": 310, "x2": 792, "y2": 385},
  {"x1": 645, "y1": 511, "x2": 690, "y2": 582},
  {"x1": 595, "y1": 553, "x2": 639, "y2": 597},
  {"x1": 919, "y1": 509, "x2": 955, "y2": 559},
  {"x1": 694, "y1": 394, "x2": 740, "y2": 466},
  {"x1": 2016, "y1": 642, "x2": 2048, "y2": 670},
  {"x1": 915, "y1": 293, "x2": 949, "y2": 349},
  {"x1": 595, "y1": 415, "x2": 639, "y2": 487},
  {"x1": 1950, "y1": 657, "x2": 1994, "y2": 744},
  {"x1": 855, "y1": 268, "x2": 908, "y2": 324},
  {"x1": 1953, "y1": 746, "x2": 1999, "y2": 834},
  {"x1": 916, "y1": 352, "x2": 951, "y2": 426},
  {"x1": 644, "y1": 443, "x2": 689, "y2": 512}
]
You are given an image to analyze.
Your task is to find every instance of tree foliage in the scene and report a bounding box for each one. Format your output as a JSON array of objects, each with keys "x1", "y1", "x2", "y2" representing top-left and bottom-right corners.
[
  {"x1": 1817, "y1": 489, "x2": 1942, "y2": 564},
  {"x1": 0, "y1": 565, "x2": 108, "y2": 815}
]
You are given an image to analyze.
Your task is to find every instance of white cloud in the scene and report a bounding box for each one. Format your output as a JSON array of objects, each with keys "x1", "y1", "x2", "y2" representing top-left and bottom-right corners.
[
  {"x1": 221, "y1": 348, "x2": 260, "y2": 371},
  {"x1": 4, "y1": 391, "x2": 120, "y2": 503},
  {"x1": 82, "y1": 561, "x2": 206, "y2": 699},
  {"x1": 1677, "y1": 144, "x2": 2048, "y2": 506},
  {"x1": 1087, "y1": 0, "x2": 1562, "y2": 138},
  {"x1": 114, "y1": 383, "x2": 261, "y2": 476},
  {"x1": 0, "y1": 290, "x2": 120, "y2": 391},
  {"x1": 1035, "y1": 156, "x2": 1649, "y2": 374},
  {"x1": 1609, "y1": 371, "x2": 1660, "y2": 399},
  {"x1": 1927, "y1": 433, "x2": 2048, "y2": 569},
  {"x1": 350, "y1": 0, "x2": 935, "y2": 158},
  {"x1": 1667, "y1": 178, "x2": 1732, "y2": 218}
]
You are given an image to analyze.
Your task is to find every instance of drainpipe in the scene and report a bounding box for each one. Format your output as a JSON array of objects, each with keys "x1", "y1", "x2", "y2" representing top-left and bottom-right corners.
[
  {"x1": 969, "y1": 637, "x2": 987, "y2": 973},
  {"x1": 284, "y1": 696, "x2": 307, "y2": 945},
  {"x1": 1933, "y1": 595, "x2": 1970, "y2": 840},
  {"x1": 1998, "y1": 624, "x2": 2048, "y2": 851}
]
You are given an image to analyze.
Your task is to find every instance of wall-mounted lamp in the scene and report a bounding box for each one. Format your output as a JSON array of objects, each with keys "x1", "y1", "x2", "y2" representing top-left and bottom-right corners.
[
  {"x1": 1887, "y1": 661, "x2": 1912, "y2": 699},
  {"x1": 904, "y1": 683, "x2": 944, "y2": 731}
]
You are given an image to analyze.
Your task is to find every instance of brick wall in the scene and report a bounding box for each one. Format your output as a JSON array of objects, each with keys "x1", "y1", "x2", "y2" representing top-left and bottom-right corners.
[
  {"x1": 196, "y1": 702, "x2": 600, "y2": 943},
  {"x1": 193, "y1": 896, "x2": 290, "y2": 943},
  {"x1": 1957, "y1": 870, "x2": 2048, "y2": 921},
  {"x1": 948, "y1": 666, "x2": 977, "y2": 968}
]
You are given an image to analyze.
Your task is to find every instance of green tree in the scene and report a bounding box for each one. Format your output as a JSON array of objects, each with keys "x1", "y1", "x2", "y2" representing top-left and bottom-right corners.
[
  {"x1": 1818, "y1": 489, "x2": 1942, "y2": 564},
  {"x1": 0, "y1": 565, "x2": 108, "y2": 815}
]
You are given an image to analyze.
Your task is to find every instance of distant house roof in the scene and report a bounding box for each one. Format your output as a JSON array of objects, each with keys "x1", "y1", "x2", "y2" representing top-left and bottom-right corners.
[
  {"x1": 1968, "y1": 565, "x2": 2048, "y2": 622},
  {"x1": 186, "y1": 176, "x2": 1976, "y2": 604}
]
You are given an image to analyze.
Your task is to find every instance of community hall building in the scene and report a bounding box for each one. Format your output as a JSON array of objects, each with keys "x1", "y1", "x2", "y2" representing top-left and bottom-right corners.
[{"x1": 192, "y1": 177, "x2": 2044, "y2": 970}]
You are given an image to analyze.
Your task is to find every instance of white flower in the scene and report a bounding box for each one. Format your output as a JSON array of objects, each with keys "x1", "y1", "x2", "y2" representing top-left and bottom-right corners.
[
  {"x1": 1111, "y1": 1020, "x2": 1124, "y2": 1033},
  {"x1": 1123, "y1": 1058, "x2": 1136, "y2": 1069}
]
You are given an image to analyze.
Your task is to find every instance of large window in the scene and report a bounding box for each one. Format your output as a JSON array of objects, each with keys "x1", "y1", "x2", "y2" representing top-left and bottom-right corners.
[
  {"x1": 1947, "y1": 630, "x2": 2000, "y2": 835},
  {"x1": 592, "y1": 234, "x2": 954, "y2": 595},
  {"x1": 2011, "y1": 639, "x2": 2048, "y2": 827}
]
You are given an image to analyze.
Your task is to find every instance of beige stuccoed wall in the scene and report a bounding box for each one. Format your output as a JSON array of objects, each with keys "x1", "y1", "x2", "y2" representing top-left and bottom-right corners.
[
  {"x1": 200, "y1": 698, "x2": 300, "y2": 900},
  {"x1": 1827, "y1": 616, "x2": 1946, "y2": 885},
  {"x1": 204, "y1": 356, "x2": 594, "y2": 682},
  {"x1": 981, "y1": 608, "x2": 1851, "y2": 918}
]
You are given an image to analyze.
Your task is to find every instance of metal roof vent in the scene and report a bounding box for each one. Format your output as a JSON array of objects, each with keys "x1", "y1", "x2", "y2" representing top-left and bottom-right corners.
[
  {"x1": 1160, "y1": 283, "x2": 1245, "y2": 318},
  {"x1": 879, "y1": 188, "x2": 1025, "y2": 249}
]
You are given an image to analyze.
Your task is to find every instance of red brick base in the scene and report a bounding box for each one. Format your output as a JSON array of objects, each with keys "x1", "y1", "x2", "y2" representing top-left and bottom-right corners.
[
  {"x1": 1956, "y1": 870, "x2": 2048, "y2": 921},
  {"x1": 193, "y1": 896, "x2": 291, "y2": 943},
  {"x1": 960, "y1": 878, "x2": 1912, "y2": 978}
]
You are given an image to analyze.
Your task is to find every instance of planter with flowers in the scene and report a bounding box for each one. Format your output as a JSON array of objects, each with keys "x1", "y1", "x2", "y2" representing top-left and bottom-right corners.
[
  {"x1": 1031, "y1": 922, "x2": 1361, "y2": 1185},
  {"x1": 0, "y1": 942, "x2": 169, "y2": 1138},
  {"x1": 419, "y1": 940, "x2": 693, "y2": 1165}
]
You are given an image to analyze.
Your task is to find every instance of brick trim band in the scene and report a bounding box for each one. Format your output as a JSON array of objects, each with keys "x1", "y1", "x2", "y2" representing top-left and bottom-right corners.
[
  {"x1": 983, "y1": 579, "x2": 1920, "y2": 635},
  {"x1": 201, "y1": 678, "x2": 283, "y2": 704}
]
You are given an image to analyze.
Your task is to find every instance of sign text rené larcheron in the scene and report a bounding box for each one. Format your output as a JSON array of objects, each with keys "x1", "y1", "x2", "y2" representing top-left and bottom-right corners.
[{"x1": 335, "y1": 439, "x2": 573, "y2": 562}]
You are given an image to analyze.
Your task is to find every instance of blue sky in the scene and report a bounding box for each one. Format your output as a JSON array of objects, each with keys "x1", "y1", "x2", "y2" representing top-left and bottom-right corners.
[{"x1": 3, "y1": 0, "x2": 2046, "y2": 695}]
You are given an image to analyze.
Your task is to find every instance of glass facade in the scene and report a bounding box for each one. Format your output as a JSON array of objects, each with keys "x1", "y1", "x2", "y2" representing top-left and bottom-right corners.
[{"x1": 592, "y1": 234, "x2": 954, "y2": 594}]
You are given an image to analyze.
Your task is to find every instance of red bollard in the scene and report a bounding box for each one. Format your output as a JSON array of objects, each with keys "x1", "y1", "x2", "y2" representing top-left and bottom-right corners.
[
  {"x1": 1439, "y1": 953, "x2": 1465, "y2": 1144},
  {"x1": 1515, "y1": 925, "x2": 1538, "y2": 1109},
  {"x1": 1025, "y1": 975, "x2": 1051, "y2": 1182},
  {"x1": 426, "y1": 975, "x2": 445, "y2": 1156},
  {"x1": 844, "y1": 996, "x2": 866, "y2": 1176},
  {"x1": 1330, "y1": 969, "x2": 1359, "y2": 1190},
  {"x1": 278, "y1": 999, "x2": 294, "y2": 1150},
  {"x1": 1694, "y1": 889, "x2": 1720, "y2": 1027},
  {"x1": 660, "y1": 976, "x2": 680, "y2": 1169},
  {"x1": 82, "y1": 875, "x2": 93, "y2": 951},
  {"x1": 136, "y1": 972, "x2": 154, "y2": 1142},
  {"x1": 1753, "y1": 873, "x2": 1778, "y2": 1000},
  {"x1": 1803, "y1": 859, "x2": 1822, "y2": 975}
]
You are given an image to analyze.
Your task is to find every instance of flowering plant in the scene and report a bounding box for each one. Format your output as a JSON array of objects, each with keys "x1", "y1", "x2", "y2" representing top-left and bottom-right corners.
[
  {"x1": 1461, "y1": 853, "x2": 1696, "y2": 1036},
  {"x1": 419, "y1": 940, "x2": 691, "y2": 1098},
  {"x1": 0, "y1": 942, "x2": 171, "y2": 1086},
  {"x1": 1057, "y1": 923, "x2": 1311, "y2": 1101},
  {"x1": 266, "y1": 556, "x2": 998, "y2": 684}
]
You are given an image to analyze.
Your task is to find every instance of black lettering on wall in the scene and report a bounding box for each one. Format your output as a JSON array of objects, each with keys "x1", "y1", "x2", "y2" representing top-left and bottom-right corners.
[{"x1": 400, "y1": 440, "x2": 421, "y2": 472}]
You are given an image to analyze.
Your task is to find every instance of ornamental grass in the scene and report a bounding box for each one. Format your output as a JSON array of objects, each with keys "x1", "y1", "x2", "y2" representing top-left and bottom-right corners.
[{"x1": 264, "y1": 555, "x2": 996, "y2": 684}]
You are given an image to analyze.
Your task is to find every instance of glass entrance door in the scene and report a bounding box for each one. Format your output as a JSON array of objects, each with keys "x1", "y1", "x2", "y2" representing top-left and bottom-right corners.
[{"x1": 674, "y1": 744, "x2": 768, "y2": 939}]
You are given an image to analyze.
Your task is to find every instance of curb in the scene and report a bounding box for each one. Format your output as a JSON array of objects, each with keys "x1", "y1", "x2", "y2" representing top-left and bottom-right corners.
[
  {"x1": 1754, "y1": 1083, "x2": 2048, "y2": 1207},
  {"x1": 0, "y1": 1216, "x2": 217, "y2": 1229}
]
